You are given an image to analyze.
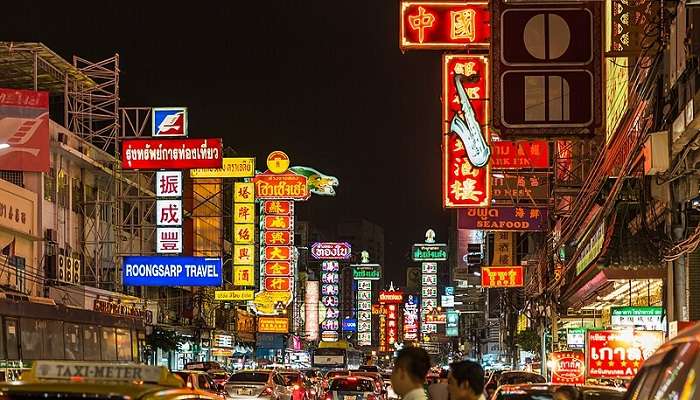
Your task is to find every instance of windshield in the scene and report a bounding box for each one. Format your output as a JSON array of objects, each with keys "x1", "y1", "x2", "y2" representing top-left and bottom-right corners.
[
  {"x1": 281, "y1": 373, "x2": 303, "y2": 384},
  {"x1": 330, "y1": 379, "x2": 375, "y2": 392},
  {"x1": 499, "y1": 374, "x2": 546, "y2": 385},
  {"x1": 229, "y1": 372, "x2": 270, "y2": 383}
]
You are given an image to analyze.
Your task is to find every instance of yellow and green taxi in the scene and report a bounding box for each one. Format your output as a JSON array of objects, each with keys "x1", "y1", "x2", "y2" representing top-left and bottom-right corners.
[{"x1": 0, "y1": 360, "x2": 224, "y2": 400}]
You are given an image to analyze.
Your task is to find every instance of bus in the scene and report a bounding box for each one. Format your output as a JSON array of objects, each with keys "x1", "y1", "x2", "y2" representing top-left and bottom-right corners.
[{"x1": 312, "y1": 341, "x2": 364, "y2": 370}]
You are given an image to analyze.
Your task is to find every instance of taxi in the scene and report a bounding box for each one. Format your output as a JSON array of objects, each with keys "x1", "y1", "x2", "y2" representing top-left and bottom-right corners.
[{"x1": 0, "y1": 360, "x2": 224, "y2": 400}]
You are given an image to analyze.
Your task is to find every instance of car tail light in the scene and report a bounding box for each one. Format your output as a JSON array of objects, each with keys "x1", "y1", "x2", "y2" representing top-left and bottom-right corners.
[
  {"x1": 367, "y1": 394, "x2": 377, "y2": 400},
  {"x1": 294, "y1": 384, "x2": 301, "y2": 390},
  {"x1": 260, "y1": 387, "x2": 274, "y2": 397}
]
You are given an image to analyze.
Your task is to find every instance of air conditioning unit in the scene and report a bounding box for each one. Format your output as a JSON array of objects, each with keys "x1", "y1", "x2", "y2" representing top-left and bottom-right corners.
[
  {"x1": 65, "y1": 257, "x2": 73, "y2": 284},
  {"x1": 57, "y1": 254, "x2": 65, "y2": 283},
  {"x1": 643, "y1": 131, "x2": 670, "y2": 175},
  {"x1": 45, "y1": 229, "x2": 58, "y2": 244},
  {"x1": 72, "y1": 258, "x2": 81, "y2": 285}
]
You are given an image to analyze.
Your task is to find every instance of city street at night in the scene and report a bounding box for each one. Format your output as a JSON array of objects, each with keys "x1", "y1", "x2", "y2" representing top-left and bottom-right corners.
[{"x1": 0, "y1": 1, "x2": 698, "y2": 399}]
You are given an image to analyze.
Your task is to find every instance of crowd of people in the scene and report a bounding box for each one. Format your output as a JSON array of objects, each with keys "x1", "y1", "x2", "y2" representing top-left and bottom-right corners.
[{"x1": 389, "y1": 348, "x2": 582, "y2": 400}]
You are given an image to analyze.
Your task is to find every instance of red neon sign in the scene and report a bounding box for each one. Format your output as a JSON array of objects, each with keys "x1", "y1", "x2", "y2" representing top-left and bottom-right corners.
[
  {"x1": 443, "y1": 54, "x2": 491, "y2": 208},
  {"x1": 264, "y1": 231, "x2": 292, "y2": 246},
  {"x1": 587, "y1": 330, "x2": 664, "y2": 379},
  {"x1": 551, "y1": 351, "x2": 585, "y2": 385},
  {"x1": 491, "y1": 141, "x2": 550, "y2": 169},
  {"x1": 264, "y1": 246, "x2": 292, "y2": 261},
  {"x1": 263, "y1": 200, "x2": 293, "y2": 215},
  {"x1": 480, "y1": 266, "x2": 524, "y2": 288},
  {"x1": 400, "y1": 2, "x2": 491, "y2": 50},
  {"x1": 264, "y1": 277, "x2": 292, "y2": 292},
  {"x1": 121, "y1": 138, "x2": 223, "y2": 170},
  {"x1": 264, "y1": 261, "x2": 292, "y2": 276},
  {"x1": 263, "y1": 215, "x2": 293, "y2": 231}
]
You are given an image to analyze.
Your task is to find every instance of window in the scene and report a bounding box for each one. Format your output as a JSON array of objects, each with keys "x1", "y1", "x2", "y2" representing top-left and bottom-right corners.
[
  {"x1": 0, "y1": 170, "x2": 23, "y2": 187},
  {"x1": 57, "y1": 169, "x2": 68, "y2": 208},
  {"x1": 5, "y1": 318, "x2": 18, "y2": 360},
  {"x1": 44, "y1": 167, "x2": 56, "y2": 202},
  {"x1": 63, "y1": 323, "x2": 82, "y2": 360},
  {"x1": 44, "y1": 320, "x2": 64, "y2": 359},
  {"x1": 229, "y1": 372, "x2": 270, "y2": 383},
  {"x1": 83, "y1": 325, "x2": 100, "y2": 361},
  {"x1": 20, "y1": 318, "x2": 43, "y2": 360},
  {"x1": 116, "y1": 328, "x2": 132, "y2": 361},
  {"x1": 198, "y1": 374, "x2": 211, "y2": 390},
  {"x1": 10, "y1": 256, "x2": 26, "y2": 294},
  {"x1": 72, "y1": 178, "x2": 83, "y2": 213},
  {"x1": 100, "y1": 326, "x2": 117, "y2": 361}
]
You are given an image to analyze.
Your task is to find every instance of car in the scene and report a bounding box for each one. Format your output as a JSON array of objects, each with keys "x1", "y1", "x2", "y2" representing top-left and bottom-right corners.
[
  {"x1": 323, "y1": 370, "x2": 351, "y2": 390},
  {"x1": 493, "y1": 384, "x2": 626, "y2": 400},
  {"x1": 0, "y1": 360, "x2": 223, "y2": 400},
  {"x1": 357, "y1": 365, "x2": 380, "y2": 373},
  {"x1": 497, "y1": 371, "x2": 547, "y2": 386},
  {"x1": 349, "y1": 371, "x2": 387, "y2": 400},
  {"x1": 280, "y1": 370, "x2": 313, "y2": 400},
  {"x1": 625, "y1": 322, "x2": 700, "y2": 399},
  {"x1": 224, "y1": 370, "x2": 292, "y2": 400},
  {"x1": 186, "y1": 361, "x2": 224, "y2": 371},
  {"x1": 210, "y1": 369, "x2": 232, "y2": 390},
  {"x1": 324, "y1": 376, "x2": 380, "y2": 400},
  {"x1": 174, "y1": 370, "x2": 225, "y2": 397}
]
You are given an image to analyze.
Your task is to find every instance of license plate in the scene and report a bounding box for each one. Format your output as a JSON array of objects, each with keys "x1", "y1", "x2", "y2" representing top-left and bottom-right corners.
[
  {"x1": 238, "y1": 389, "x2": 252, "y2": 395},
  {"x1": 344, "y1": 396, "x2": 355, "y2": 400}
]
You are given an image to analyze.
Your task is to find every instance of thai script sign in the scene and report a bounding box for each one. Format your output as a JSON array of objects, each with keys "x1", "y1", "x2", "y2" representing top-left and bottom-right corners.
[
  {"x1": 611, "y1": 307, "x2": 664, "y2": 331},
  {"x1": 379, "y1": 291, "x2": 405, "y2": 304},
  {"x1": 353, "y1": 267, "x2": 381, "y2": 280},
  {"x1": 214, "y1": 290, "x2": 254, "y2": 301},
  {"x1": 458, "y1": 206, "x2": 548, "y2": 231},
  {"x1": 576, "y1": 223, "x2": 605, "y2": 275},
  {"x1": 121, "y1": 138, "x2": 223, "y2": 170},
  {"x1": 480, "y1": 266, "x2": 524, "y2": 288},
  {"x1": 551, "y1": 351, "x2": 585, "y2": 385},
  {"x1": 254, "y1": 173, "x2": 309, "y2": 200},
  {"x1": 587, "y1": 330, "x2": 663, "y2": 379},
  {"x1": 400, "y1": 1, "x2": 491, "y2": 50},
  {"x1": 93, "y1": 299, "x2": 154, "y2": 324},
  {"x1": 311, "y1": 242, "x2": 352, "y2": 260},
  {"x1": 491, "y1": 141, "x2": 549, "y2": 169},
  {"x1": 412, "y1": 244, "x2": 448, "y2": 261},
  {"x1": 190, "y1": 157, "x2": 255, "y2": 178}
]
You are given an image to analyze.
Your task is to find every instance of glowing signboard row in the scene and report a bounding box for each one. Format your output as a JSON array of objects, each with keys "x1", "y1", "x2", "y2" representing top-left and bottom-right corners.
[
  {"x1": 320, "y1": 261, "x2": 340, "y2": 342},
  {"x1": 234, "y1": 181, "x2": 256, "y2": 287},
  {"x1": 156, "y1": 171, "x2": 183, "y2": 254}
]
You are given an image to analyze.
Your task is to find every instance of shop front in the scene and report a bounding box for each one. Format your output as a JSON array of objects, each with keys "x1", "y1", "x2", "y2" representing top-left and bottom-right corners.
[{"x1": 232, "y1": 309, "x2": 255, "y2": 370}]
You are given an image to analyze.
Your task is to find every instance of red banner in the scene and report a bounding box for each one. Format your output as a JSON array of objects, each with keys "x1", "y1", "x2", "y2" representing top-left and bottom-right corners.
[
  {"x1": 0, "y1": 88, "x2": 50, "y2": 173},
  {"x1": 264, "y1": 261, "x2": 292, "y2": 276},
  {"x1": 264, "y1": 246, "x2": 292, "y2": 261},
  {"x1": 264, "y1": 231, "x2": 292, "y2": 246},
  {"x1": 254, "y1": 174, "x2": 309, "y2": 200},
  {"x1": 587, "y1": 330, "x2": 664, "y2": 379},
  {"x1": 263, "y1": 200, "x2": 293, "y2": 215},
  {"x1": 551, "y1": 351, "x2": 585, "y2": 384},
  {"x1": 122, "y1": 138, "x2": 223, "y2": 170},
  {"x1": 491, "y1": 141, "x2": 550, "y2": 169},
  {"x1": 443, "y1": 54, "x2": 491, "y2": 208},
  {"x1": 264, "y1": 277, "x2": 292, "y2": 292},
  {"x1": 263, "y1": 215, "x2": 293, "y2": 231},
  {"x1": 481, "y1": 266, "x2": 524, "y2": 288},
  {"x1": 400, "y1": 2, "x2": 491, "y2": 50}
]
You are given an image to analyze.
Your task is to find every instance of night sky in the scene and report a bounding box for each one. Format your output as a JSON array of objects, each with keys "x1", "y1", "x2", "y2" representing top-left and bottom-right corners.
[{"x1": 4, "y1": 1, "x2": 449, "y2": 283}]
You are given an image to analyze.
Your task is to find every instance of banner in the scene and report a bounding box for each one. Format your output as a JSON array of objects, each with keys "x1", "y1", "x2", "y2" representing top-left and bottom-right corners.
[
  {"x1": 480, "y1": 266, "x2": 524, "y2": 288},
  {"x1": 123, "y1": 256, "x2": 222, "y2": 286},
  {"x1": 587, "y1": 330, "x2": 664, "y2": 379},
  {"x1": 0, "y1": 88, "x2": 50, "y2": 173},
  {"x1": 122, "y1": 138, "x2": 223, "y2": 170},
  {"x1": 458, "y1": 207, "x2": 548, "y2": 231},
  {"x1": 190, "y1": 157, "x2": 255, "y2": 178}
]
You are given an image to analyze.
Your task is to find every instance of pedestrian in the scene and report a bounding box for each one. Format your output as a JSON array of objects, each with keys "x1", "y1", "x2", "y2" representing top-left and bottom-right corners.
[
  {"x1": 553, "y1": 386, "x2": 579, "y2": 400},
  {"x1": 447, "y1": 360, "x2": 485, "y2": 400},
  {"x1": 390, "y1": 347, "x2": 432, "y2": 400},
  {"x1": 427, "y1": 369, "x2": 449, "y2": 400}
]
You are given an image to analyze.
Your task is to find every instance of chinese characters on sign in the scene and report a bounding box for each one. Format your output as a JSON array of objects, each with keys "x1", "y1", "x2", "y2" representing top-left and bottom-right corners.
[
  {"x1": 400, "y1": 2, "x2": 491, "y2": 49},
  {"x1": 480, "y1": 266, "x2": 524, "y2": 288},
  {"x1": 353, "y1": 251, "x2": 376, "y2": 347},
  {"x1": 233, "y1": 181, "x2": 256, "y2": 289},
  {"x1": 320, "y1": 261, "x2": 340, "y2": 342},
  {"x1": 156, "y1": 171, "x2": 183, "y2": 254},
  {"x1": 491, "y1": 141, "x2": 550, "y2": 169},
  {"x1": 379, "y1": 289, "x2": 403, "y2": 352},
  {"x1": 492, "y1": 232, "x2": 515, "y2": 266},
  {"x1": 443, "y1": 55, "x2": 491, "y2": 208},
  {"x1": 457, "y1": 206, "x2": 548, "y2": 231},
  {"x1": 257, "y1": 317, "x2": 289, "y2": 333},
  {"x1": 492, "y1": 172, "x2": 550, "y2": 202}
]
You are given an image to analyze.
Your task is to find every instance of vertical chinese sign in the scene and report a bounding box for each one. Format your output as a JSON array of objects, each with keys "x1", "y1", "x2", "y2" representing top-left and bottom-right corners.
[
  {"x1": 412, "y1": 229, "x2": 446, "y2": 341},
  {"x1": 320, "y1": 261, "x2": 340, "y2": 342},
  {"x1": 352, "y1": 251, "x2": 381, "y2": 347},
  {"x1": 234, "y1": 181, "x2": 256, "y2": 290},
  {"x1": 156, "y1": 171, "x2": 183, "y2": 254},
  {"x1": 253, "y1": 151, "x2": 308, "y2": 318},
  {"x1": 443, "y1": 55, "x2": 491, "y2": 207},
  {"x1": 379, "y1": 288, "x2": 403, "y2": 352}
]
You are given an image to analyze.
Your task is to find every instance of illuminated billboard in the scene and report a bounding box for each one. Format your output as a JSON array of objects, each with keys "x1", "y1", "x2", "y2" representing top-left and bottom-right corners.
[
  {"x1": 190, "y1": 157, "x2": 255, "y2": 178},
  {"x1": 0, "y1": 88, "x2": 50, "y2": 173},
  {"x1": 123, "y1": 256, "x2": 222, "y2": 286},
  {"x1": 122, "y1": 138, "x2": 223, "y2": 170},
  {"x1": 400, "y1": 2, "x2": 490, "y2": 50}
]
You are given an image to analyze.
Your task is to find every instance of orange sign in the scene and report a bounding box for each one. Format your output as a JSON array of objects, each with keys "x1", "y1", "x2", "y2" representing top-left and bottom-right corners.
[
  {"x1": 264, "y1": 231, "x2": 293, "y2": 246},
  {"x1": 254, "y1": 173, "x2": 309, "y2": 200},
  {"x1": 263, "y1": 200, "x2": 293, "y2": 215},
  {"x1": 264, "y1": 246, "x2": 292, "y2": 261},
  {"x1": 258, "y1": 316, "x2": 289, "y2": 333},
  {"x1": 264, "y1": 261, "x2": 292, "y2": 276},
  {"x1": 480, "y1": 266, "x2": 524, "y2": 288},
  {"x1": 263, "y1": 215, "x2": 293, "y2": 230},
  {"x1": 264, "y1": 277, "x2": 292, "y2": 292}
]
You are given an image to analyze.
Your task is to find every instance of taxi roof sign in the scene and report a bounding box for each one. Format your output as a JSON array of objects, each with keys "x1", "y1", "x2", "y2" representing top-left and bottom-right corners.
[{"x1": 30, "y1": 361, "x2": 175, "y2": 386}]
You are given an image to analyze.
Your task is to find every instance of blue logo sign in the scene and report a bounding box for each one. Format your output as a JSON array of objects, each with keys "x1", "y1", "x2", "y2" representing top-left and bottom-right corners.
[
  {"x1": 123, "y1": 256, "x2": 222, "y2": 286},
  {"x1": 152, "y1": 107, "x2": 188, "y2": 137},
  {"x1": 445, "y1": 286, "x2": 454, "y2": 296},
  {"x1": 342, "y1": 319, "x2": 358, "y2": 332}
]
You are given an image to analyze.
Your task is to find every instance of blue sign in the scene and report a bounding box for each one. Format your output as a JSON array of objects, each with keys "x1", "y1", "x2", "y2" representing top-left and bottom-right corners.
[
  {"x1": 152, "y1": 107, "x2": 188, "y2": 136},
  {"x1": 123, "y1": 256, "x2": 222, "y2": 286},
  {"x1": 257, "y1": 333, "x2": 285, "y2": 349},
  {"x1": 342, "y1": 319, "x2": 357, "y2": 332},
  {"x1": 445, "y1": 286, "x2": 454, "y2": 296}
]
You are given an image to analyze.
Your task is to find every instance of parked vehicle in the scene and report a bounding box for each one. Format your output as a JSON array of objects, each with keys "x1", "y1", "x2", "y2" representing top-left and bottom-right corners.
[
  {"x1": 209, "y1": 369, "x2": 231, "y2": 391},
  {"x1": 224, "y1": 370, "x2": 292, "y2": 400},
  {"x1": 324, "y1": 376, "x2": 379, "y2": 400},
  {"x1": 174, "y1": 370, "x2": 225, "y2": 398}
]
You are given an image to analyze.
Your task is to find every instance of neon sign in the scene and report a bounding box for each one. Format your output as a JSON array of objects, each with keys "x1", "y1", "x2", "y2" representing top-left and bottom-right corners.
[{"x1": 400, "y1": 2, "x2": 491, "y2": 50}]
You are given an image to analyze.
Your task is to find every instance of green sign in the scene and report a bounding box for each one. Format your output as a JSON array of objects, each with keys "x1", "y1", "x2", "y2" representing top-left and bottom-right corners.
[
  {"x1": 611, "y1": 306, "x2": 663, "y2": 317},
  {"x1": 353, "y1": 268, "x2": 381, "y2": 280},
  {"x1": 411, "y1": 244, "x2": 448, "y2": 261},
  {"x1": 575, "y1": 223, "x2": 605, "y2": 275}
]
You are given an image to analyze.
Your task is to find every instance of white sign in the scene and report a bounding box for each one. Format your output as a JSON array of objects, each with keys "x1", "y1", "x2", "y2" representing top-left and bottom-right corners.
[
  {"x1": 422, "y1": 287, "x2": 438, "y2": 298},
  {"x1": 422, "y1": 262, "x2": 438, "y2": 273},
  {"x1": 156, "y1": 199, "x2": 182, "y2": 226},
  {"x1": 33, "y1": 361, "x2": 163, "y2": 383},
  {"x1": 156, "y1": 171, "x2": 182, "y2": 197},
  {"x1": 358, "y1": 311, "x2": 372, "y2": 321},
  {"x1": 424, "y1": 298, "x2": 438, "y2": 308},
  {"x1": 423, "y1": 323, "x2": 437, "y2": 333},
  {"x1": 441, "y1": 295, "x2": 455, "y2": 308},
  {"x1": 156, "y1": 227, "x2": 182, "y2": 254},
  {"x1": 358, "y1": 300, "x2": 372, "y2": 310},
  {"x1": 422, "y1": 275, "x2": 437, "y2": 285},
  {"x1": 358, "y1": 281, "x2": 372, "y2": 290}
]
